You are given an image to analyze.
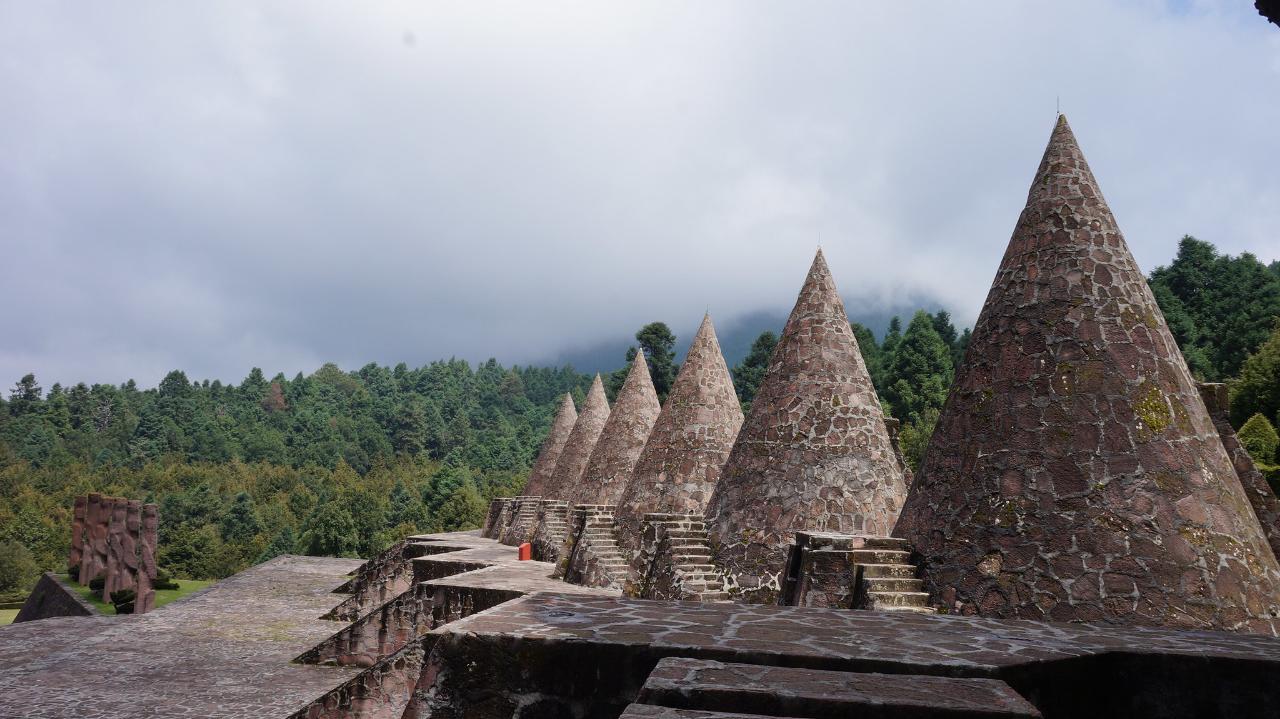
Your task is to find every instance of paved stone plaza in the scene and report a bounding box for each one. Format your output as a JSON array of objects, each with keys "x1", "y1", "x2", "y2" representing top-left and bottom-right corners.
[{"x1": 0, "y1": 555, "x2": 362, "y2": 718}]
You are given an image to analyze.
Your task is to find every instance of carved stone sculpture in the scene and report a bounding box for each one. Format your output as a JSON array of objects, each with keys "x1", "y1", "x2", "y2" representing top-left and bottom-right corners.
[
  {"x1": 69, "y1": 496, "x2": 86, "y2": 573},
  {"x1": 137, "y1": 503, "x2": 159, "y2": 614},
  {"x1": 79, "y1": 493, "x2": 108, "y2": 586},
  {"x1": 103, "y1": 498, "x2": 129, "y2": 601}
]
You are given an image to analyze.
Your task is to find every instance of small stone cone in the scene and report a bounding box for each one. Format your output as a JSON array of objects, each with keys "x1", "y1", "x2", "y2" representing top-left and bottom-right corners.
[
  {"x1": 569, "y1": 352, "x2": 663, "y2": 507},
  {"x1": 706, "y1": 249, "x2": 909, "y2": 603},
  {"x1": 522, "y1": 393, "x2": 577, "y2": 497},
  {"x1": 540, "y1": 375, "x2": 611, "y2": 500},
  {"x1": 894, "y1": 115, "x2": 1280, "y2": 634},
  {"x1": 615, "y1": 314, "x2": 744, "y2": 551}
]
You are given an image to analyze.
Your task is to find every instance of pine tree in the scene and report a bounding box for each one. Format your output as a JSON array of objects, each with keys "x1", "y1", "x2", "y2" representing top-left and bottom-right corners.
[
  {"x1": 635, "y1": 322, "x2": 677, "y2": 401},
  {"x1": 220, "y1": 491, "x2": 262, "y2": 543},
  {"x1": 850, "y1": 323, "x2": 884, "y2": 392},
  {"x1": 731, "y1": 331, "x2": 778, "y2": 410},
  {"x1": 885, "y1": 311, "x2": 954, "y2": 425}
]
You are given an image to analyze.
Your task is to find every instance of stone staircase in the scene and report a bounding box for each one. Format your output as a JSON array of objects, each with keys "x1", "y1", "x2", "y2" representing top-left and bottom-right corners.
[
  {"x1": 499, "y1": 497, "x2": 540, "y2": 546},
  {"x1": 558, "y1": 505, "x2": 631, "y2": 587},
  {"x1": 848, "y1": 537, "x2": 933, "y2": 613},
  {"x1": 634, "y1": 513, "x2": 730, "y2": 602},
  {"x1": 531, "y1": 500, "x2": 571, "y2": 562}
]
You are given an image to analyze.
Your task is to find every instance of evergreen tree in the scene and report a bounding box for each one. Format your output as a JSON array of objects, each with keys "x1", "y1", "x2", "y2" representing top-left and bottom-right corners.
[
  {"x1": 299, "y1": 503, "x2": 359, "y2": 557},
  {"x1": 731, "y1": 331, "x2": 778, "y2": 410},
  {"x1": 1230, "y1": 322, "x2": 1280, "y2": 427},
  {"x1": 1149, "y1": 236, "x2": 1280, "y2": 380},
  {"x1": 435, "y1": 480, "x2": 485, "y2": 532},
  {"x1": 885, "y1": 311, "x2": 954, "y2": 425},
  {"x1": 257, "y1": 526, "x2": 297, "y2": 564},
  {"x1": 850, "y1": 323, "x2": 885, "y2": 393},
  {"x1": 635, "y1": 322, "x2": 677, "y2": 401},
  {"x1": 8, "y1": 374, "x2": 41, "y2": 416},
  {"x1": 220, "y1": 491, "x2": 261, "y2": 543}
]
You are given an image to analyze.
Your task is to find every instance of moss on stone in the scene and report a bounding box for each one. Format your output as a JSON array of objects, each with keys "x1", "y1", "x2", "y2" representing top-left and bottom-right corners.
[{"x1": 1134, "y1": 381, "x2": 1172, "y2": 438}]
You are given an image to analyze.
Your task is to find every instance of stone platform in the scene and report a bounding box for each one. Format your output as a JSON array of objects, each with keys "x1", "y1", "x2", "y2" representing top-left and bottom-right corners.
[
  {"x1": 412, "y1": 591, "x2": 1280, "y2": 718},
  {"x1": 0, "y1": 554, "x2": 362, "y2": 719}
]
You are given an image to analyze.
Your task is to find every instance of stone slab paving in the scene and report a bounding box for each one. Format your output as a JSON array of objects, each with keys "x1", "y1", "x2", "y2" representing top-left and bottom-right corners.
[
  {"x1": 415, "y1": 592, "x2": 1280, "y2": 717},
  {"x1": 406, "y1": 531, "x2": 619, "y2": 596},
  {"x1": 637, "y1": 657, "x2": 1041, "y2": 718},
  {"x1": 0, "y1": 554, "x2": 362, "y2": 719}
]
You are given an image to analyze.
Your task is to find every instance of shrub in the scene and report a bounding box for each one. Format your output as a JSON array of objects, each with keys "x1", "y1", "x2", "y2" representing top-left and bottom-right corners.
[
  {"x1": 88, "y1": 575, "x2": 105, "y2": 592},
  {"x1": 1239, "y1": 413, "x2": 1279, "y2": 465},
  {"x1": 110, "y1": 588, "x2": 136, "y2": 614},
  {"x1": 154, "y1": 569, "x2": 179, "y2": 591}
]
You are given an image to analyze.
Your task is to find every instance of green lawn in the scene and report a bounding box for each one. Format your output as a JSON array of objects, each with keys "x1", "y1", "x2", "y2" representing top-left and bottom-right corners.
[
  {"x1": 0, "y1": 608, "x2": 18, "y2": 626},
  {"x1": 55, "y1": 576, "x2": 215, "y2": 615}
]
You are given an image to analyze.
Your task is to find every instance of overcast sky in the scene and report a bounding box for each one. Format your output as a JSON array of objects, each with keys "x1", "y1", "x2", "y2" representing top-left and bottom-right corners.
[{"x1": 3, "y1": 1, "x2": 1278, "y2": 388}]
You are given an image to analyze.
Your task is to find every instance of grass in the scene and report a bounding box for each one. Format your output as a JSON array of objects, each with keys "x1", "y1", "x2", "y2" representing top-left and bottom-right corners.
[
  {"x1": 0, "y1": 608, "x2": 18, "y2": 626},
  {"x1": 55, "y1": 575, "x2": 215, "y2": 615}
]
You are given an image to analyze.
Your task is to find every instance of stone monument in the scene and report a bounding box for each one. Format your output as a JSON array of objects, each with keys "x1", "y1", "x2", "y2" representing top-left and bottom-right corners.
[
  {"x1": 68, "y1": 495, "x2": 86, "y2": 574},
  {"x1": 613, "y1": 314, "x2": 743, "y2": 553},
  {"x1": 893, "y1": 115, "x2": 1280, "y2": 634},
  {"x1": 705, "y1": 249, "x2": 910, "y2": 604},
  {"x1": 531, "y1": 375, "x2": 610, "y2": 560},
  {"x1": 568, "y1": 352, "x2": 662, "y2": 508},
  {"x1": 137, "y1": 503, "x2": 159, "y2": 614}
]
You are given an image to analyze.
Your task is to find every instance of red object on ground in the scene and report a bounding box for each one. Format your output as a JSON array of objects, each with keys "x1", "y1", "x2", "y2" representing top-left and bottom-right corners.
[{"x1": 518, "y1": 543, "x2": 532, "y2": 561}]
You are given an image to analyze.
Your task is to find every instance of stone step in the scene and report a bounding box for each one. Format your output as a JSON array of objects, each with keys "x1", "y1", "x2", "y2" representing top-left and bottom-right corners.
[
  {"x1": 865, "y1": 591, "x2": 931, "y2": 609},
  {"x1": 860, "y1": 563, "x2": 918, "y2": 579},
  {"x1": 847, "y1": 549, "x2": 911, "y2": 565},
  {"x1": 862, "y1": 577, "x2": 924, "y2": 593},
  {"x1": 861, "y1": 536, "x2": 910, "y2": 551},
  {"x1": 621, "y1": 704, "x2": 775, "y2": 719},
  {"x1": 877, "y1": 605, "x2": 939, "y2": 615},
  {"x1": 636, "y1": 657, "x2": 1040, "y2": 718}
]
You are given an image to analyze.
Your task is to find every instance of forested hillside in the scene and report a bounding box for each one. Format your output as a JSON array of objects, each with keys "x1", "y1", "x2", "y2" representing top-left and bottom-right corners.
[{"x1": 1, "y1": 236, "x2": 1276, "y2": 601}]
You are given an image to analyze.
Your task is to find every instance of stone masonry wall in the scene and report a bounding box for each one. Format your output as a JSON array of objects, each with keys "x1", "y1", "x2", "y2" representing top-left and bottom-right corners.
[{"x1": 894, "y1": 115, "x2": 1280, "y2": 634}]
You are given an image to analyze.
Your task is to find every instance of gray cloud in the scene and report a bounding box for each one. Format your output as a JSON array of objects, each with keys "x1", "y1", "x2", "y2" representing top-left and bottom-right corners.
[{"x1": 3, "y1": 1, "x2": 1278, "y2": 387}]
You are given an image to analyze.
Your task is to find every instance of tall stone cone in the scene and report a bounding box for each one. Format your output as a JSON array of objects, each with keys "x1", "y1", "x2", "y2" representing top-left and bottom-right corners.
[
  {"x1": 569, "y1": 351, "x2": 662, "y2": 507},
  {"x1": 540, "y1": 375, "x2": 611, "y2": 501},
  {"x1": 706, "y1": 249, "x2": 909, "y2": 603},
  {"x1": 522, "y1": 393, "x2": 577, "y2": 497},
  {"x1": 894, "y1": 115, "x2": 1280, "y2": 634},
  {"x1": 614, "y1": 314, "x2": 744, "y2": 551}
]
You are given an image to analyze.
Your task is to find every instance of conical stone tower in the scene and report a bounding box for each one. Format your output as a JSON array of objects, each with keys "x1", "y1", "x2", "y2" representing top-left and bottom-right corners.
[
  {"x1": 522, "y1": 393, "x2": 577, "y2": 497},
  {"x1": 706, "y1": 249, "x2": 909, "y2": 604},
  {"x1": 614, "y1": 314, "x2": 744, "y2": 552},
  {"x1": 895, "y1": 115, "x2": 1280, "y2": 634},
  {"x1": 540, "y1": 375, "x2": 611, "y2": 501},
  {"x1": 569, "y1": 352, "x2": 662, "y2": 507}
]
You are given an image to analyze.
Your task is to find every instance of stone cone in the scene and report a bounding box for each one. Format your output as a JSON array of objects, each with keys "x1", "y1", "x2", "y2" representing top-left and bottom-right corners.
[
  {"x1": 522, "y1": 393, "x2": 577, "y2": 497},
  {"x1": 614, "y1": 314, "x2": 744, "y2": 552},
  {"x1": 540, "y1": 375, "x2": 611, "y2": 500},
  {"x1": 894, "y1": 115, "x2": 1280, "y2": 634},
  {"x1": 569, "y1": 352, "x2": 663, "y2": 507},
  {"x1": 706, "y1": 249, "x2": 909, "y2": 603}
]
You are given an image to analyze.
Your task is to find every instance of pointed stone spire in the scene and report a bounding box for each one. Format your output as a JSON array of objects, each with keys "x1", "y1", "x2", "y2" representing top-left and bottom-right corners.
[
  {"x1": 522, "y1": 393, "x2": 577, "y2": 497},
  {"x1": 614, "y1": 314, "x2": 744, "y2": 551},
  {"x1": 895, "y1": 115, "x2": 1280, "y2": 634},
  {"x1": 569, "y1": 351, "x2": 663, "y2": 507},
  {"x1": 540, "y1": 375, "x2": 611, "y2": 500},
  {"x1": 706, "y1": 249, "x2": 909, "y2": 603}
]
